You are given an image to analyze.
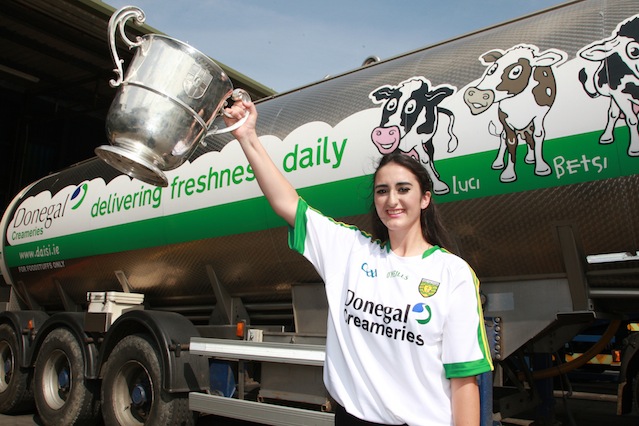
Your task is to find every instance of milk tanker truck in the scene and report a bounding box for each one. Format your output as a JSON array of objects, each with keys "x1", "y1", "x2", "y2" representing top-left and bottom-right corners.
[{"x1": 1, "y1": 0, "x2": 639, "y2": 424}]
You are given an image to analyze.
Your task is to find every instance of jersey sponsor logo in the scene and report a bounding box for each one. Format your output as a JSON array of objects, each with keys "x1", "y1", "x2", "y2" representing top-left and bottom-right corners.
[
  {"x1": 418, "y1": 278, "x2": 440, "y2": 297},
  {"x1": 343, "y1": 289, "x2": 434, "y2": 346},
  {"x1": 360, "y1": 262, "x2": 377, "y2": 278}
]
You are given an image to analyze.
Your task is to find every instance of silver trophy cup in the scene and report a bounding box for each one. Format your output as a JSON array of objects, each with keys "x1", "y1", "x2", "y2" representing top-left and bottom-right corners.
[{"x1": 96, "y1": 6, "x2": 250, "y2": 187}]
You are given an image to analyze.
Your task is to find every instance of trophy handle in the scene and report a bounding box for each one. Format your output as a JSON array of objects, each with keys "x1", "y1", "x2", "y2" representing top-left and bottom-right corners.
[
  {"x1": 207, "y1": 89, "x2": 252, "y2": 136},
  {"x1": 108, "y1": 6, "x2": 146, "y2": 88}
]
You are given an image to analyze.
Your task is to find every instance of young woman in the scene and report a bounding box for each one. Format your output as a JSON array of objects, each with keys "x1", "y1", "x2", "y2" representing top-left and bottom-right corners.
[{"x1": 224, "y1": 100, "x2": 493, "y2": 426}]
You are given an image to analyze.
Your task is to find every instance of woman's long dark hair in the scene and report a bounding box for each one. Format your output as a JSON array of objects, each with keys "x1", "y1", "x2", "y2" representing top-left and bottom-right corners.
[{"x1": 370, "y1": 152, "x2": 453, "y2": 250}]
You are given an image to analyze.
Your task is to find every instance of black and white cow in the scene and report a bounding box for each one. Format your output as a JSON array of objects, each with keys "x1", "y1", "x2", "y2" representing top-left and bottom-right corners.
[
  {"x1": 369, "y1": 77, "x2": 458, "y2": 195},
  {"x1": 464, "y1": 45, "x2": 566, "y2": 183},
  {"x1": 578, "y1": 15, "x2": 639, "y2": 157}
]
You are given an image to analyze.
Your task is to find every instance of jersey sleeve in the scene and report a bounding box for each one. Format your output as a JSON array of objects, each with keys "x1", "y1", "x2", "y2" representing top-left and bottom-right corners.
[{"x1": 442, "y1": 260, "x2": 494, "y2": 378}]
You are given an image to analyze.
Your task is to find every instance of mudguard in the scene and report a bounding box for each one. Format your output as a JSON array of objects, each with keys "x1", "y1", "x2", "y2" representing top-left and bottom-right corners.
[{"x1": 98, "y1": 309, "x2": 209, "y2": 393}]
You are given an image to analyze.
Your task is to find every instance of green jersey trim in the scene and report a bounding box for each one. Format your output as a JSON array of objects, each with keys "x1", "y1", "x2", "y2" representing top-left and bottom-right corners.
[
  {"x1": 422, "y1": 245, "x2": 441, "y2": 259},
  {"x1": 444, "y1": 358, "x2": 493, "y2": 378},
  {"x1": 288, "y1": 198, "x2": 309, "y2": 254},
  {"x1": 469, "y1": 267, "x2": 495, "y2": 372}
]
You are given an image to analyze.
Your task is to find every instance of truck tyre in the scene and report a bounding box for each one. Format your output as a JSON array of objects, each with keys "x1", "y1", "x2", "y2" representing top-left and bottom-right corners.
[
  {"x1": 0, "y1": 324, "x2": 33, "y2": 413},
  {"x1": 34, "y1": 328, "x2": 100, "y2": 425},
  {"x1": 101, "y1": 334, "x2": 194, "y2": 426}
]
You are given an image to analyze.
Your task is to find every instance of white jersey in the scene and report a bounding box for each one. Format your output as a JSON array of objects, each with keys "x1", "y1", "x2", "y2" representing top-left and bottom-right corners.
[{"x1": 288, "y1": 199, "x2": 493, "y2": 426}]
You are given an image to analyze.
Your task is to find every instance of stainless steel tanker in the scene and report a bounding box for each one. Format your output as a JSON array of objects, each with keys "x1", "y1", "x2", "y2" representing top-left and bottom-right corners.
[{"x1": 0, "y1": 0, "x2": 638, "y2": 425}]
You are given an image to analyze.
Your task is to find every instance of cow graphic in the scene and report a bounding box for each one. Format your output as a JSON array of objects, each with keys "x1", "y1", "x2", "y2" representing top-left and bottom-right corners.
[
  {"x1": 578, "y1": 15, "x2": 639, "y2": 157},
  {"x1": 464, "y1": 44, "x2": 567, "y2": 183},
  {"x1": 369, "y1": 77, "x2": 458, "y2": 195}
]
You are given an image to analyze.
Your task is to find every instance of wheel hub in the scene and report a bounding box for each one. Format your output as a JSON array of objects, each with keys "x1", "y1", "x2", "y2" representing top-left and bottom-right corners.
[
  {"x1": 2, "y1": 356, "x2": 12, "y2": 384},
  {"x1": 58, "y1": 368, "x2": 70, "y2": 391},
  {"x1": 131, "y1": 384, "x2": 148, "y2": 406}
]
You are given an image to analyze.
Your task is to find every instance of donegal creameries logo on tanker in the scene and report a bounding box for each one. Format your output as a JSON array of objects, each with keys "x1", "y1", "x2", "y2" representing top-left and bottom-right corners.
[
  {"x1": 7, "y1": 180, "x2": 164, "y2": 246},
  {"x1": 8, "y1": 183, "x2": 86, "y2": 244}
]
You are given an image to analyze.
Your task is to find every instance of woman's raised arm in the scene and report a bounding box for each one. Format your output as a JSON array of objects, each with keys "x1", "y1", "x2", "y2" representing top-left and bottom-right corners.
[{"x1": 224, "y1": 100, "x2": 299, "y2": 226}]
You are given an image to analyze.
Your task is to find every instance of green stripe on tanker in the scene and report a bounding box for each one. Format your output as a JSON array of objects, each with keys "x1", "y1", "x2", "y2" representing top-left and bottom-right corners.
[{"x1": 4, "y1": 126, "x2": 633, "y2": 268}]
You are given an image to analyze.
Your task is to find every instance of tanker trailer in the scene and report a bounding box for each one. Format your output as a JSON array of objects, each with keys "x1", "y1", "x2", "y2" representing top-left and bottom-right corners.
[{"x1": 1, "y1": 0, "x2": 639, "y2": 424}]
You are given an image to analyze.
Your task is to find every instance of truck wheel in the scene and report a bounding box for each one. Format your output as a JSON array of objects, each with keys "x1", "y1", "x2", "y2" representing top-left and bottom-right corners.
[
  {"x1": 34, "y1": 328, "x2": 100, "y2": 425},
  {"x1": 0, "y1": 324, "x2": 33, "y2": 413},
  {"x1": 101, "y1": 334, "x2": 194, "y2": 426}
]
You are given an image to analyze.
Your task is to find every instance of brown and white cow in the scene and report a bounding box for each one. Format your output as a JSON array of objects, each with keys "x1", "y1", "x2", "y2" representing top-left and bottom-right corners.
[
  {"x1": 578, "y1": 15, "x2": 639, "y2": 157},
  {"x1": 369, "y1": 77, "x2": 458, "y2": 195},
  {"x1": 464, "y1": 44, "x2": 567, "y2": 182}
]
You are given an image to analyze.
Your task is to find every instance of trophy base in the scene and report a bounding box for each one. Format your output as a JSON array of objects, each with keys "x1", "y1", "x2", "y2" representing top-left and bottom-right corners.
[{"x1": 95, "y1": 144, "x2": 168, "y2": 187}]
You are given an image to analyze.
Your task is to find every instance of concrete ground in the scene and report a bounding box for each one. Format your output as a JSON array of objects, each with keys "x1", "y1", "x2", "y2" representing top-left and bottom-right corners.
[{"x1": 0, "y1": 413, "x2": 259, "y2": 425}]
